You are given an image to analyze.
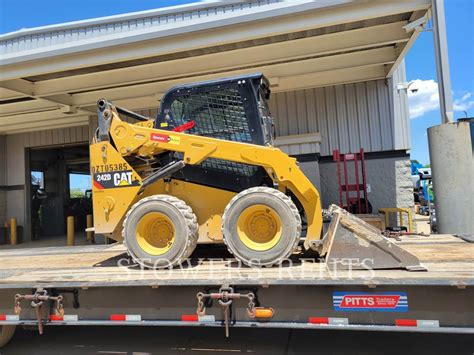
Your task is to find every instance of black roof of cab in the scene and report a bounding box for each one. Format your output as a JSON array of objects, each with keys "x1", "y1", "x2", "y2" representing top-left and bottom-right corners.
[{"x1": 159, "y1": 72, "x2": 270, "y2": 103}]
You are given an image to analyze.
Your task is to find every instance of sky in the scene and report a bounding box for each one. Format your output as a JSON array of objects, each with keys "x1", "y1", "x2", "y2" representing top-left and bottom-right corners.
[
  {"x1": 405, "y1": 0, "x2": 474, "y2": 164},
  {"x1": 1, "y1": 0, "x2": 473, "y2": 165},
  {"x1": 70, "y1": 174, "x2": 92, "y2": 193}
]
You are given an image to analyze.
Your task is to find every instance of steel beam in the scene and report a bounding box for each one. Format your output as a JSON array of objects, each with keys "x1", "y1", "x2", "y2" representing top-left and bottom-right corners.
[
  {"x1": 113, "y1": 64, "x2": 387, "y2": 111},
  {"x1": 0, "y1": 110, "x2": 88, "y2": 128},
  {"x1": 31, "y1": 22, "x2": 409, "y2": 98},
  {"x1": 0, "y1": 63, "x2": 387, "y2": 129},
  {"x1": 1, "y1": 119, "x2": 89, "y2": 135},
  {"x1": 69, "y1": 49, "x2": 394, "y2": 107},
  {"x1": 431, "y1": 0, "x2": 453, "y2": 123},
  {"x1": 0, "y1": 88, "x2": 25, "y2": 101},
  {"x1": 386, "y1": 11, "x2": 429, "y2": 77},
  {"x1": 0, "y1": 47, "x2": 395, "y2": 117},
  {"x1": 0, "y1": 80, "x2": 93, "y2": 116}
]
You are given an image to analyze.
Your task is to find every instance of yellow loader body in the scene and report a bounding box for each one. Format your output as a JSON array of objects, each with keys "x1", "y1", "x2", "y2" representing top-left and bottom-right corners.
[{"x1": 91, "y1": 108, "x2": 323, "y2": 249}]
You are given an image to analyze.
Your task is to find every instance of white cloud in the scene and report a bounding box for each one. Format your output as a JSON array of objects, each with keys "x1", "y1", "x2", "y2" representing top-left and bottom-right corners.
[
  {"x1": 407, "y1": 79, "x2": 439, "y2": 119},
  {"x1": 407, "y1": 79, "x2": 474, "y2": 119},
  {"x1": 454, "y1": 92, "x2": 474, "y2": 113}
]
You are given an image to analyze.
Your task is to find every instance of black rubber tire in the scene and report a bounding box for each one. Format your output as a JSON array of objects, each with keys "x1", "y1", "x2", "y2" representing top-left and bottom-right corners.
[
  {"x1": 0, "y1": 325, "x2": 16, "y2": 348},
  {"x1": 122, "y1": 195, "x2": 198, "y2": 269},
  {"x1": 222, "y1": 187, "x2": 301, "y2": 267}
]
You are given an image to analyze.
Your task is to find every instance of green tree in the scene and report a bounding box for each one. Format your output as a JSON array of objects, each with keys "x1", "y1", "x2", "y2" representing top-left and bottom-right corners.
[{"x1": 70, "y1": 188, "x2": 84, "y2": 198}]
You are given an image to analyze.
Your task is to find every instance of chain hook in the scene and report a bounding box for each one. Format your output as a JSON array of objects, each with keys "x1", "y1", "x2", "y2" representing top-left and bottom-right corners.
[
  {"x1": 55, "y1": 295, "x2": 65, "y2": 317},
  {"x1": 247, "y1": 292, "x2": 256, "y2": 318},
  {"x1": 196, "y1": 292, "x2": 206, "y2": 316}
]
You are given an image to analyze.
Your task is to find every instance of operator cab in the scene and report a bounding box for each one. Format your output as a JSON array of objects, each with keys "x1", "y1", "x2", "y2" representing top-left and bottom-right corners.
[{"x1": 155, "y1": 73, "x2": 275, "y2": 192}]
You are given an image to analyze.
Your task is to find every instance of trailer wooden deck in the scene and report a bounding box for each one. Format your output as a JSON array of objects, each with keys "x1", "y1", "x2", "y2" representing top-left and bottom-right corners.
[{"x1": 0, "y1": 235, "x2": 472, "y2": 289}]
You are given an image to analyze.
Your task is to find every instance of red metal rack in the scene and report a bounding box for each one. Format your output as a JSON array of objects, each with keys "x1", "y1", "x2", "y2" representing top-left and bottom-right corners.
[{"x1": 332, "y1": 148, "x2": 369, "y2": 214}]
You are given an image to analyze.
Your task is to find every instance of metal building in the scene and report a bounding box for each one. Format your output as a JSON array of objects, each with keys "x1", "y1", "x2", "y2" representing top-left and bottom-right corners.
[{"x1": 0, "y1": 0, "x2": 432, "y2": 242}]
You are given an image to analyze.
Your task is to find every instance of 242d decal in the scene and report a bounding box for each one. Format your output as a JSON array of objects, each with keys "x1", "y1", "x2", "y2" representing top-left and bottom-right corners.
[{"x1": 93, "y1": 170, "x2": 140, "y2": 190}]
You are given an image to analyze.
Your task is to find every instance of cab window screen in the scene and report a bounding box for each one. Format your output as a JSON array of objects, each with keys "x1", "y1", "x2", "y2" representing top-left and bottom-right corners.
[
  {"x1": 169, "y1": 88, "x2": 258, "y2": 177},
  {"x1": 169, "y1": 88, "x2": 252, "y2": 143}
]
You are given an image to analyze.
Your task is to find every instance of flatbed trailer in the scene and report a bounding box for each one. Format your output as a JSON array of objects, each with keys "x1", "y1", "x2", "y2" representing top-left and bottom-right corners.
[{"x1": 0, "y1": 234, "x2": 473, "y2": 346}]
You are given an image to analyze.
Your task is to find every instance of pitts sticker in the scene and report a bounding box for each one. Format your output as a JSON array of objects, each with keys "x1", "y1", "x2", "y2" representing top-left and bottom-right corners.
[
  {"x1": 333, "y1": 292, "x2": 408, "y2": 312},
  {"x1": 93, "y1": 170, "x2": 141, "y2": 190}
]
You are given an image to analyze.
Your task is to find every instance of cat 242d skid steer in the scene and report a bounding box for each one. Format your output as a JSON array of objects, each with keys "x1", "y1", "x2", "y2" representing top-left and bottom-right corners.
[{"x1": 90, "y1": 73, "x2": 425, "y2": 271}]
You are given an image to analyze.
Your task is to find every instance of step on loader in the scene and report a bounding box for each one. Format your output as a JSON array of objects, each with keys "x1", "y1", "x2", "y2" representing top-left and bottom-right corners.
[{"x1": 90, "y1": 73, "x2": 425, "y2": 271}]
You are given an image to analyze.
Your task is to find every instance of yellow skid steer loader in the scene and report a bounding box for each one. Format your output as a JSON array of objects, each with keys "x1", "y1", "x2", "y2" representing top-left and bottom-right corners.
[{"x1": 90, "y1": 73, "x2": 425, "y2": 271}]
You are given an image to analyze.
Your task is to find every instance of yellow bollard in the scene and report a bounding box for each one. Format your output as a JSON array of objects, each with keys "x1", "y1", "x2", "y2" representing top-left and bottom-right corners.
[
  {"x1": 86, "y1": 214, "x2": 94, "y2": 243},
  {"x1": 67, "y1": 216, "x2": 75, "y2": 246},
  {"x1": 10, "y1": 218, "x2": 17, "y2": 246}
]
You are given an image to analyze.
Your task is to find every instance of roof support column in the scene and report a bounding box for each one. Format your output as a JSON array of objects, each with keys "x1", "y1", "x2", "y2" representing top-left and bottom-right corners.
[
  {"x1": 428, "y1": 1, "x2": 473, "y2": 236},
  {"x1": 0, "y1": 135, "x2": 6, "y2": 223},
  {"x1": 431, "y1": 0, "x2": 453, "y2": 123}
]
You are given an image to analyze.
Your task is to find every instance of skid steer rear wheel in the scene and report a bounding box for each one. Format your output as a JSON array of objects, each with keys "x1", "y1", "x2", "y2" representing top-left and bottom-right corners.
[
  {"x1": 222, "y1": 187, "x2": 301, "y2": 267},
  {"x1": 123, "y1": 195, "x2": 198, "y2": 269}
]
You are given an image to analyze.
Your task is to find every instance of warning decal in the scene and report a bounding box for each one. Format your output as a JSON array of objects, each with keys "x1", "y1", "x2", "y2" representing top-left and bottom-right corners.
[
  {"x1": 150, "y1": 133, "x2": 181, "y2": 145},
  {"x1": 150, "y1": 133, "x2": 170, "y2": 142},
  {"x1": 333, "y1": 292, "x2": 408, "y2": 312},
  {"x1": 93, "y1": 170, "x2": 141, "y2": 190}
]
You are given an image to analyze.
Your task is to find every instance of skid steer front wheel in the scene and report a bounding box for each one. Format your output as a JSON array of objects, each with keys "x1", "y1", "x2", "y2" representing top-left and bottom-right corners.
[
  {"x1": 123, "y1": 195, "x2": 198, "y2": 269},
  {"x1": 222, "y1": 187, "x2": 301, "y2": 267}
]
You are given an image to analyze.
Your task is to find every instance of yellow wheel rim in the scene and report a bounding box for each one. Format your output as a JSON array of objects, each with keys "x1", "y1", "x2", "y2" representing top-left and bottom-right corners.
[
  {"x1": 136, "y1": 212, "x2": 175, "y2": 255},
  {"x1": 237, "y1": 204, "x2": 282, "y2": 251}
]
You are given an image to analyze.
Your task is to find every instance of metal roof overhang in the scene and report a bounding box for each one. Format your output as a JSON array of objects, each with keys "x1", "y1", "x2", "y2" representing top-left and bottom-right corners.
[{"x1": 0, "y1": 0, "x2": 431, "y2": 134}]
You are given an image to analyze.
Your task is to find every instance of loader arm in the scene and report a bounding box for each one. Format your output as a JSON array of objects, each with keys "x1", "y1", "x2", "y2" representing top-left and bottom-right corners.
[{"x1": 91, "y1": 104, "x2": 322, "y2": 249}]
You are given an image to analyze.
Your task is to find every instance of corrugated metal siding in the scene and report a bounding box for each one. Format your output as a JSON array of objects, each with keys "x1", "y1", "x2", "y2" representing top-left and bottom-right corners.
[
  {"x1": 0, "y1": 0, "x2": 280, "y2": 55},
  {"x1": 389, "y1": 60, "x2": 411, "y2": 150},
  {"x1": 274, "y1": 133, "x2": 321, "y2": 156},
  {"x1": 268, "y1": 75, "x2": 409, "y2": 156}
]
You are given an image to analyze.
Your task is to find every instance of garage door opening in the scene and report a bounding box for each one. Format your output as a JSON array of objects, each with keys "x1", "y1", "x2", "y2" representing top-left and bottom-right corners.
[{"x1": 29, "y1": 144, "x2": 90, "y2": 241}]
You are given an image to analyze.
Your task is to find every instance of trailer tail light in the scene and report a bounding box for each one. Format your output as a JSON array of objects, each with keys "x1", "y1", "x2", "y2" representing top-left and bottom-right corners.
[
  {"x1": 110, "y1": 314, "x2": 141, "y2": 322},
  {"x1": 308, "y1": 317, "x2": 348, "y2": 325},
  {"x1": 0, "y1": 315, "x2": 19, "y2": 321},
  {"x1": 395, "y1": 319, "x2": 417, "y2": 327},
  {"x1": 308, "y1": 317, "x2": 329, "y2": 325},
  {"x1": 396, "y1": 319, "x2": 439, "y2": 328},
  {"x1": 181, "y1": 314, "x2": 198, "y2": 322},
  {"x1": 254, "y1": 308, "x2": 274, "y2": 319},
  {"x1": 181, "y1": 314, "x2": 216, "y2": 322}
]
